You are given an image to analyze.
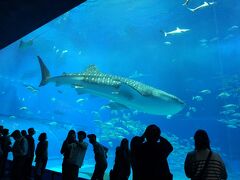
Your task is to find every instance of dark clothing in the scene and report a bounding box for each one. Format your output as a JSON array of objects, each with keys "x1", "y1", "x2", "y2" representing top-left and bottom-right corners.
[
  {"x1": 91, "y1": 163, "x2": 107, "y2": 180},
  {"x1": 26, "y1": 135, "x2": 35, "y2": 158},
  {"x1": 185, "y1": 149, "x2": 227, "y2": 180},
  {"x1": 11, "y1": 137, "x2": 28, "y2": 180},
  {"x1": 61, "y1": 139, "x2": 78, "y2": 180},
  {"x1": 91, "y1": 142, "x2": 108, "y2": 180},
  {"x1": 62, "y1": 162, "x2": 79, "y2": 180},
  {"x1": 34, "y1": 141, "x2": 48, "y2": 180},
  {"x1": 110, "y1": 146, "x2": 131, "y2": 180},
  {"x1": 131, "y1": 136, "x2": 173, "y2": 180},
  {"x1": 11, "y1": 156, "x2": 27, "y2": 180},
  {"x1": 130, "y1": 136, "x2": 144, "y2": 180},
  {"x1": 25, "y1": 135, "x2": 35, "y2": 179},
  {"x1": 0, "y1": 135, "x2": 11, "y2": 177}
]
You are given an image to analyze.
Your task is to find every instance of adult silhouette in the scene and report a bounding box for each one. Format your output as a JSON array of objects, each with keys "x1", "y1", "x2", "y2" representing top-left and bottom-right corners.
[
  {"x1": 130, "y1": 124, "x2": 173, "y2": 180},
  {"x1": 88, "y1": 134, "x2": 108, "y2": 180},
  {"x1": 184, "y1": 129, "x2": 227, "y2": 180},
  {"x1": 110, "y1": 138, "x2": 131, "y2": 180}
]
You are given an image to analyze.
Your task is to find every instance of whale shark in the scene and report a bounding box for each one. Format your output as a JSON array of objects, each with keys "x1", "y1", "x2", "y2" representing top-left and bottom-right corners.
[{"x1": 37, "y1": 56, "x2": 185, "y2": 115}]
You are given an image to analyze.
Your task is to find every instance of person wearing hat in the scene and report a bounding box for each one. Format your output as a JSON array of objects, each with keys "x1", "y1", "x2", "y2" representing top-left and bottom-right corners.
[
  {"x1": 11, "y1": 129, "x2": 28, "y2": 180},
  {"x1": 87, "y1": 134, "x2": 108, "y2": 180},
  {"x1": 0, "y1": 128, "x2": 11, "y2": 177},
  {"x1": 25, "y1": 128, "x2": 36, "y2": 179}
]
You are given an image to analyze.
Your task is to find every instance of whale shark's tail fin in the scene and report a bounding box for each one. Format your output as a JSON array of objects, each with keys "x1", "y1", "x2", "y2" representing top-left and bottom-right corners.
[{"x1": 37, "y1": 56, "x2": 50, "y2": 87}]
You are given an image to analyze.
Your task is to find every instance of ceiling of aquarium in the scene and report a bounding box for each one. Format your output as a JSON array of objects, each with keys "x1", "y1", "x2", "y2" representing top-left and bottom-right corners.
[{"x1": 0, "y1": 0, "x2": 239, "y2": 179}]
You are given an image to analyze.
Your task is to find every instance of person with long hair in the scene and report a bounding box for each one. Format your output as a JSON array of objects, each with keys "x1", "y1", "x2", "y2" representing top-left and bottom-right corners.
[
  {"x1": 110, "y1": 138, "x2": 131, "y2": 180},
  {"x1": 184, "y1": 129, "x2": 227, "y2": 180},
  {"x1": 34, "y1": 133, "x2": 48, "y2": 180}
]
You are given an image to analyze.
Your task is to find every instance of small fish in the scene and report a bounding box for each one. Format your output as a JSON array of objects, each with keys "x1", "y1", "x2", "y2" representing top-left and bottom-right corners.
[
  {"x1": 24, "y1": 84, "x2": 39, "y2": 93},
  {"x1": 199, "y1": 39, "x2": 208, "y2": 43},
  {"x1": 164, "y1": 41, "x2": 172, "y2": 45},
  {"x1": 8, "y1": 115, "x2": 16, "y2": 119},
  {"x1": 228, "y1": 25, "x2": 239, "y2": 31},
  {"x1": 48, "y1": 121, "x2": 58, "y2": 126},
  {"x1": 192, "y1": 96, "x2": 203, "y2": 101},
  {"x1": 128, "y1": 71, "x2": 146, "y2": 79},
  {"x1": 189, "y1": 107, "x2": 197, "y2": 112},
  {"x1": 76, "y1": 98, "x2": 85, "y2": 103},
  {"x1": 231, "y1": 113, "x2": 240, "y2": 118},
  {"x1": 200, "y1": 89, "x2": 211, "y2": 95},
  {"x1": 222, "y1": 104, "x2": 238, "y2": 110},
  {"x1": 161, "y1": 27, "x2": 190, "y2": 37},
  {"x1": 19, "y1": 106, "x2": 28, "y2": 111},
  {"x1": 227, "y1": 124, "x2": 238, "y2": 129},
  {"x1": 188, "y1": 2, "x2": 215, "y2": 12},
  {"x1": 209, "y1": 37, "x2": 219, "y2": 42},
  {"x1": 217, "y1": 92, "x2": 231, "y2": 99},
  {"x1": 220, "y1": 110, "x2": 235, "y2": 115}
]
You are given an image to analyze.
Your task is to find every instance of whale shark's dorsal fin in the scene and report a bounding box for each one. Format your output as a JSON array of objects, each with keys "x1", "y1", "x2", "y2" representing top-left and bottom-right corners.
[{"x1": 84, "y1": 65, "x2": 100, "y2": 74}]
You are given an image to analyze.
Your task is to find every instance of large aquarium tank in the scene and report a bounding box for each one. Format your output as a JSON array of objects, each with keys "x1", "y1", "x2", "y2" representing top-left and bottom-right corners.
[{"x1": 0, "y1": 0, "x2": 239, "y2": 179}]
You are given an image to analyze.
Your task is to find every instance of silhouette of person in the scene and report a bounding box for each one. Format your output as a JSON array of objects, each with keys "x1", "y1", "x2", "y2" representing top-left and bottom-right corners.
[
  {"x1": 34, "y1": 133, "x2": 48, "y2": 180},
  {"x1": 60, "y1": 130, "x2": 77, "y2": 180},
  {"x1": 10, "y1": 130, "x2": 28, "y2": 180},
  {"x1": 130, "y1": 124, "x2": 173, "y2": 180},
  {"x1": 25, "y1": 127, "x2": 36, "y2": 179},
  {"x1": 87, "y1": 134, "x2": 108, "y2": 180},
  {"x1": 65, "y1": 131, "x2": 88, "y2": 180},
  {"x1": 110, "y1": 138, "x2": 131, "y2": 180},
  {"x1": 21, "y1": 130, "x2": 27, "y2": 137},
  {"x1": 184, "y1": 129, "x2": 227, "y2": 180},
  {"x1": 0, "y1": 128, "x2": 11, "y2": 177}
]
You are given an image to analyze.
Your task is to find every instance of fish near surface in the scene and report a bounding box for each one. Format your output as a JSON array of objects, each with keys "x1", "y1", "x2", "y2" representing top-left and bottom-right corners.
[{"x1": 37, "y1": 56, "x2": 185, "y2": 115}]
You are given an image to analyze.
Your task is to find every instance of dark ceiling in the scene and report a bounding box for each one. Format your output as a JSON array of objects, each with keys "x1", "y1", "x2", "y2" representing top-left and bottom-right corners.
[{"x1": 0, "y1": 0, "x2": 86, "y2": 50}]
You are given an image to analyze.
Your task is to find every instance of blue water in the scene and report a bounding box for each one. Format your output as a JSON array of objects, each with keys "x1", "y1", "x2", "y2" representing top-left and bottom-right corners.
[{"x1": 0, "y1": 0, "x2": 240, "y2": 179}]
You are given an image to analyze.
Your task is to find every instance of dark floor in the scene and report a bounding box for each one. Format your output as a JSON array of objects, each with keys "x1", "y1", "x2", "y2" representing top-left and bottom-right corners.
[{"x1": 1, "y1": 160, "x2": 88, "y2": 180}]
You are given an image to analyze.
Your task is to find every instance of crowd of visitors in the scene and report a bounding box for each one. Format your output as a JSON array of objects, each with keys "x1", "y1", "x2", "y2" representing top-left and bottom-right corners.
[{"x1": 0, "y1": 124, "x2": 228, "y2": 180}]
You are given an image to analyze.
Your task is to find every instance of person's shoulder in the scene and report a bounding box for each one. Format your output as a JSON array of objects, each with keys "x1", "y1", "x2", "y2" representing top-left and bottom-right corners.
[
  {"x1": 211, "y1": 151, "x2": 224, "y2": 160},
  {"x1": 187, "y1": 150, "x2": 196, "y2": 156}
]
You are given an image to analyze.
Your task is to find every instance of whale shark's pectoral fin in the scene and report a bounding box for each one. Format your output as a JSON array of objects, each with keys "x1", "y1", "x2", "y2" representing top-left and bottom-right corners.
[
  {"x1": 117, "y1": 84, "x2": 135, "y2": 100},
  {"x1": 119, "y1": 82, "x2": 153, "y2": 97}
]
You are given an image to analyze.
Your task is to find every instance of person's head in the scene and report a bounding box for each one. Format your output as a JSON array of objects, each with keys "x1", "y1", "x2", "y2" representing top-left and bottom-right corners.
[
  {"x1": 3, "y1": 128, "x2": 9, "y2": 136},
  {"x1": 144, "y1": 124, "x2": 161, "y2": 143},
  {"x1": 194, "y1": 129, "x2": 210, "y2": 150},
  {"x1": 87, "y1": 134, "x2": 97, "y2": 144},
  {"x1": 28, "y1": 128, "x2": 36, "y2": 136},
  {"x1": 21, "y1": 130, "x2": 27, "y2": 137},
  {"x1": 66, "y1": 130, "x2": 76, "y2": 142},
  {"x1": 11, "y1": 130, "x2": 22, "y2": 140},
  {"x1": 120, "y1": 138, "x2": 129, "y2": 150},
  {"x1": 78, "y1": 131, "x2": 86, "y2": 141},
  {"x1": 38, "y1": 133, "x2": 47, "y2": 142}
]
